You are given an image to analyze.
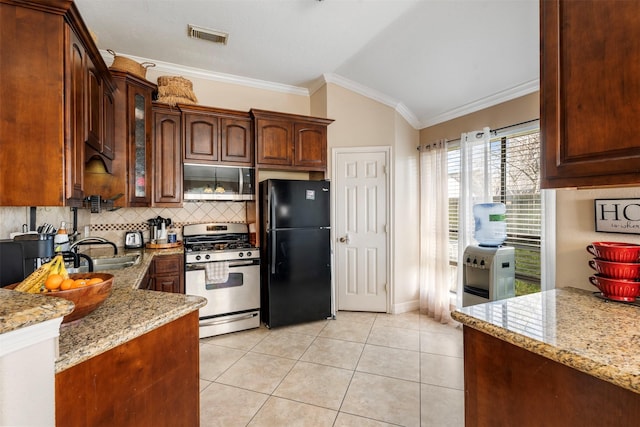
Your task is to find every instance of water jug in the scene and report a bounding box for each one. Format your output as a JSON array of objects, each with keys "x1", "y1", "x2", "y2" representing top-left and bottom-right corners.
[{"x1": 473, "y1": 203, "x2": 506, "y2": 246}]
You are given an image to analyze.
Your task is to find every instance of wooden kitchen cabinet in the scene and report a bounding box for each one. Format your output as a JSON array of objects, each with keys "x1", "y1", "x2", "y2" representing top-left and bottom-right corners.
[
  {"x1": 254, "y1": 116, "x2": 293, "y2": 166},
  {"x1": 86, "y1": 65, "x2": 101, "y2": 151},
  {"x1": 153, "y1": 104, "x2": 183, "y2": 206},
  {"x1": 102, "y1": 89, "x2": 116, "y2": 161},
  {"x1": 251, "y1": 109, "x2": 333, "y2": 171},
  {"x1": 0, "y1": 0, "x2": 113, "y2": 206},
  {"x1": 85, "y1": 70, "x2": 156, "y2": 208},
  {"x1": 540, "y1": 0, "x2": 640, "y2": 188},
  {"x1": 294, "y1": 121, "x2": 328, "y2": 169},
  {"x1": 140, "y1": 264, "x2": 154, "y2": 291},
  {"x1": 127, "y1": 78, "x2": 155, "y2": 206},
  {"x1": 146, "y1": 253, "x2": 184, "y2": 293},
  {"x1": 183, "y1": 110, "x2": 219, "y2": 162},
  {"x1": 463, "y1": 326, "x2": 640, "y2": 426},
  {"x1": 69, "y1": 21, "x2": 115, "y2": 195},
  {"x1": 67, "y1": 27, "x2": 87, "y2": 203},
  {"x1": 181, "y1": 104, "x2": 253, "y2": 166},
  {"x1": 56, "y1": 311, "x2": 199, "y2": 426}
]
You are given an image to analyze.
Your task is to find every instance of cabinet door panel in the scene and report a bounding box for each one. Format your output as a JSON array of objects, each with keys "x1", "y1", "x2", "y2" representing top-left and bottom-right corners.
[
  {"x1": 0, "y1": 4, "x2": 66, "y2": 206},
  {"x1": 154, "y1": 276, "x2": 182, "y2": 293},
  {"x1": 541, "y1": 0, "x2": 640, "y2": 188},
  {"x1": 184, "y1": 114, "x2": 218, "y2": 161},
  {"x1": 294, "y1": 122, "x2": 326, "y2": 169},
  {"x1": 102, "y1": 90, "x2": 115, "y2": 160},
  {"x1": 86, "y1": 62, "x2": 102, "y2": 153},
  {"x1": 256, "y1": 118, "x2": 292, "y2": 166},
  {"x1": 154, "y1": 109, "x2": 182, "y2": 205},
  {"x1": 150, "y1": 254, "x2": 184, "y2": 293},
  {"x1": 68, "y1": 30, "x2": 85, "y2": 201},
  {"x1": 221, "y1": 118, "x2": 252, "y2": 165},
  {"x1": 128, "y1": 88, "x2": 153, "y2": 206},
  {"x1": 153, "y1": 254, "x2": 182, "y2": 274}
]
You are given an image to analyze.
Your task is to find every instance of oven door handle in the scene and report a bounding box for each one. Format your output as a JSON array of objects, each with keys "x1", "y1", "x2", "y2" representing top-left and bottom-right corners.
[
  {"x1": 228, "y1": 260, "x2": 259, "y2": 268},
  {"x1": 186, "y1": 259, "x2": 259, "y2": 271}
]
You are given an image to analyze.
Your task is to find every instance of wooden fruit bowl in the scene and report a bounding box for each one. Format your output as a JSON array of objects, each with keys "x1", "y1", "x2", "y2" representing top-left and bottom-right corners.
[{"x1": 8, "y1": 273, "x2": 114, "y2": 323}]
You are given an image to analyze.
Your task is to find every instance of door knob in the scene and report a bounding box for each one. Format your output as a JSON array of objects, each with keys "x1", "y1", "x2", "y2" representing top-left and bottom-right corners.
[{"x1": 339, "y1": 234, "x2": 350, "y2": 244}]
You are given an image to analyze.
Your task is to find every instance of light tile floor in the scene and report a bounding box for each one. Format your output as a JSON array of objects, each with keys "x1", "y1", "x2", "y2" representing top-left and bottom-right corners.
[{"x1": 199, "y1": 311, "x2": 464, "y2": 427}]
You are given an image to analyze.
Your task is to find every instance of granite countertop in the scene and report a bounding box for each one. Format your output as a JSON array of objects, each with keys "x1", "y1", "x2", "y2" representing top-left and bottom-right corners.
[
  {"x1": 451, "y1": 287, "x2": 640, "y2": 394},
  {"x1": 1, "y1": 246, "x2": 207, "y2": 373},
  {"x1": 0, "y1": 290, "x2": 74, "y2": 333}
]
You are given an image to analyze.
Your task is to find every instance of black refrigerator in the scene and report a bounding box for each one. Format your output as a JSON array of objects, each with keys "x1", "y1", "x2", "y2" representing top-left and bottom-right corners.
[{"x1": 259, "y1": 179, "x2": 333, "y2": 328}]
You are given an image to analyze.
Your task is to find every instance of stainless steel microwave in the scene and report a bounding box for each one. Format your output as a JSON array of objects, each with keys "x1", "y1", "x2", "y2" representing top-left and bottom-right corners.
[{"x1": 183, "y1": 164, "x2": 255, "y2": 201}]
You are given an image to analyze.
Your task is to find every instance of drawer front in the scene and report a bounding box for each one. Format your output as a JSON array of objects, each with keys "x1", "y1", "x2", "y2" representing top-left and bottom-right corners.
[{"x1": 154, "y1": 255, "x2": 182, "y2": 275}]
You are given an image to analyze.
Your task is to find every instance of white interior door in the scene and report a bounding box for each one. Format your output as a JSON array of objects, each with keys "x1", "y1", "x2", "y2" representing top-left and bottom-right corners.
[{"x1": 334, "y1": 149, "x2": 388, "y2": 312}]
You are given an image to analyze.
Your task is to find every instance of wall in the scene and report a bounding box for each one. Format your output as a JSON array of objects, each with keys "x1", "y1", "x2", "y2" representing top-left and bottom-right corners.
[
  {"x1": 392, "y1": 111, "x2": 420, "y2": 312},
  {"x1": 420, "y1": 92, "x2": 539, "y2": 143},
  {"x1": 323, "y1": 83, "x2": 421, "y2": 313},
  {"x1": 420, "y1": 90, "x2": 640, "y2": 294},
  {"x1": 0, "y1": 203, "x2": 246, "y2": 247},
  {"x1": 145, "y1": 68, "x2": 310, "y2": 116},
  {"x1": 556, "y1": 187, "x2": 640, "y2": 291},
  {"x1": 0, "y1": 207, "x2": 90, "y2": 241}
]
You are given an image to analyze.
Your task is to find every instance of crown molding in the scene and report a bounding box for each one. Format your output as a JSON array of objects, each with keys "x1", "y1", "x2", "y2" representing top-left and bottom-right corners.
[
  {"x1": 419, "y1": 79, "x2": 540, "y2": 128},
  {"x1": 100, "y1": 50, "x2": 538, "y2": 131},
  {"x1": 100, "y1": 50, "x2": 309, "y2": 96},
  {"x1": 321, "y1": 73, "x2": 421, "y2": 129}
]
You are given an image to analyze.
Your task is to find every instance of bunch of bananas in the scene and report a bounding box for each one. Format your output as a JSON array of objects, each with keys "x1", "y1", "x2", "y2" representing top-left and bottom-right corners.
[{"x1": 14, "y1": 254, "x2": 69, "y2": 294}]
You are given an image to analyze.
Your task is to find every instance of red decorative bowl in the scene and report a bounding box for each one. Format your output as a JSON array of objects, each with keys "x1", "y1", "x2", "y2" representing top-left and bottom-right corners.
[
  {"x1": 8, "y1": 273, "x2": 113, "y2": 323},
  {"x1": 586, "y1": 242, "x2": 640, "y2": 263},
  {"x1": 588, "y1": 258, "x2": 640, "y2": 280},
  {"x1": 589, "y1": 275, "x2": 640, "y2": 302}
]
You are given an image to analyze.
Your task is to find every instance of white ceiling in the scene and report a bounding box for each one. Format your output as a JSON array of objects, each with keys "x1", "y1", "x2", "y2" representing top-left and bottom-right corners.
[{"x1": 75, "y1": 0, "x2": 539, "y2": 129}]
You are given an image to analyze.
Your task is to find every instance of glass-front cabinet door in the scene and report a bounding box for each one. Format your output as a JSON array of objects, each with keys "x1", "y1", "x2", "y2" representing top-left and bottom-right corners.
[{"x1": 128, "y1": 84, "x2": 153, "y2": 206}]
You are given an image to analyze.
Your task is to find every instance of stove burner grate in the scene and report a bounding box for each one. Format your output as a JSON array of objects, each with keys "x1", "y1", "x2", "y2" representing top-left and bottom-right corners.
[{"x1": 184, "y1": 238, "x2": 253, "y2": 253}]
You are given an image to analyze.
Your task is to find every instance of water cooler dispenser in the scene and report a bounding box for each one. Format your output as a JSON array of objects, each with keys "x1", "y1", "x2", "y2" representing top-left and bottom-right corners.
[
  {"x1": 462, "y1": 202, "x2": 515, "y2": 307},
  {"x1": 462, "y1": 245, "x2": 515, "y2": 307}
]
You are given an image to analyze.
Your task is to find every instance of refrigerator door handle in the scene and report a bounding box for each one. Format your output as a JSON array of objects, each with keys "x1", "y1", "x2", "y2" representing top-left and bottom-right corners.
[{"x1": 271, "y1": 232, "x2": 277, "y2": 274}]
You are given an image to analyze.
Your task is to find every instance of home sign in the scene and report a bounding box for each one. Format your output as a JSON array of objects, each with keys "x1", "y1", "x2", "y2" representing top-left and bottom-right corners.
[{"x1": 594, "y1": 199, "x2": 640, "y2": 234}]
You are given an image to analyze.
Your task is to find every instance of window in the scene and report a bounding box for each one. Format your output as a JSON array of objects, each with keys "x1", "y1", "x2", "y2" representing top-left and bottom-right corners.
[{"x1": 448, "y1": 122, "x2": 542, "y2": 295}]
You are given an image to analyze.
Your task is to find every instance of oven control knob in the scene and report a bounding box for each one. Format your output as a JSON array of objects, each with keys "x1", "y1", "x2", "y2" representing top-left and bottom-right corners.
[
  {"x1": 239, "y1": 252, "x2": 244, "y2": 257},
  {"x1": 195, "y1": 255, "x2": 201, "y2": 261},
  {"x1": 247, "y1": 251, "x2": 252, "y2": 257},
  {"x1": 205, "y1": 254, "x2": 211, "y2": 260}
]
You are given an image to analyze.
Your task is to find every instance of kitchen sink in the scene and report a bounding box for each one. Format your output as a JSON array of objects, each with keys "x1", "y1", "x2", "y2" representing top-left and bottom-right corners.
[{"x1": 73, "y1": 254, "x2": 141, "y2": 273}]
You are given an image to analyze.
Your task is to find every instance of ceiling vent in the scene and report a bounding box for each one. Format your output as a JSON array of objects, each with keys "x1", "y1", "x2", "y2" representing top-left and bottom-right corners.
[{"x1": 188, "y1": 25, "x2": 228, "y2": 45}]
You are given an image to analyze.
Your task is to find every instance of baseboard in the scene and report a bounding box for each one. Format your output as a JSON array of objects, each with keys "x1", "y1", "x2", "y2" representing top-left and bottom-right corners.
[{"x1": 390, "y1": 299, "x2": 419, "y2": 314}]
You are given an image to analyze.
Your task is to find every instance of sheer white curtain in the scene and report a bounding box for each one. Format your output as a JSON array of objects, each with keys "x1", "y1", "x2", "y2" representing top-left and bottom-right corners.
[
  {"x1": 419, "y1": 140, "x2": 452, "y2": 323},
  {"x1": 455, "y1": 127, "x2": 492, "y2": 308}
]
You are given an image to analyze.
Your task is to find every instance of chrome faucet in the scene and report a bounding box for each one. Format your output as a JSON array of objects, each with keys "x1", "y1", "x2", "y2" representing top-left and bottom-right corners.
[{"x1": 69, "y1": 237, "x2": 118, "y2": 256}]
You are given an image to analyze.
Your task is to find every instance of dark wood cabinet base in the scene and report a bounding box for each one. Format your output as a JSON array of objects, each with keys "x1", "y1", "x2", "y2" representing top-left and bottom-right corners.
[
  {"x1": 463, "y1": 326, "x2": 640, "y2": 426},
  {"x1": 56, "y1": 312, "x2": 199, "y2": 427}
]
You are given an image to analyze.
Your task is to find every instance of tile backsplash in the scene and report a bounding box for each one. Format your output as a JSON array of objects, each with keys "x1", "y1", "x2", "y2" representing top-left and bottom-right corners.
[{"x1": 0, "y1": 202, "x2": 247, "y2": 247}]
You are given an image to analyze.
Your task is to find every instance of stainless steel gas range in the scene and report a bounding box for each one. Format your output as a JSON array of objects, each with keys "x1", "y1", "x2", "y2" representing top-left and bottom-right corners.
[{"x1": 183, "y1": 223, "x2": 260, "y2": 338}]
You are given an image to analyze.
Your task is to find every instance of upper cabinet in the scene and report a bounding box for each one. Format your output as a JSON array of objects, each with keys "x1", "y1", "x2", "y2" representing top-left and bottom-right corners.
[
  {"x1": 540, "y1": 0, "x2": 640, "y2": 188},
  {"x1": 293, "y1": 122, "x2": 329, "y2": 170},
  {"x1": 0, "y1": 0, "x2": 114, "y2": 206},
  {"x1": 180, "y1": 104, "x2": 253, "y2": 166},
  {"x1": 251, "y1": 109, "x2": 333, "y2": 172},
  {"x1": 85, "y1": 71, "x2": 156, "y2": 208},
  {"x1": 153, "y1": 103, "x2": 183, "y2": 207},
  {"x1": 126, "y1": 76, "x2": 155, "y2": 207}
]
